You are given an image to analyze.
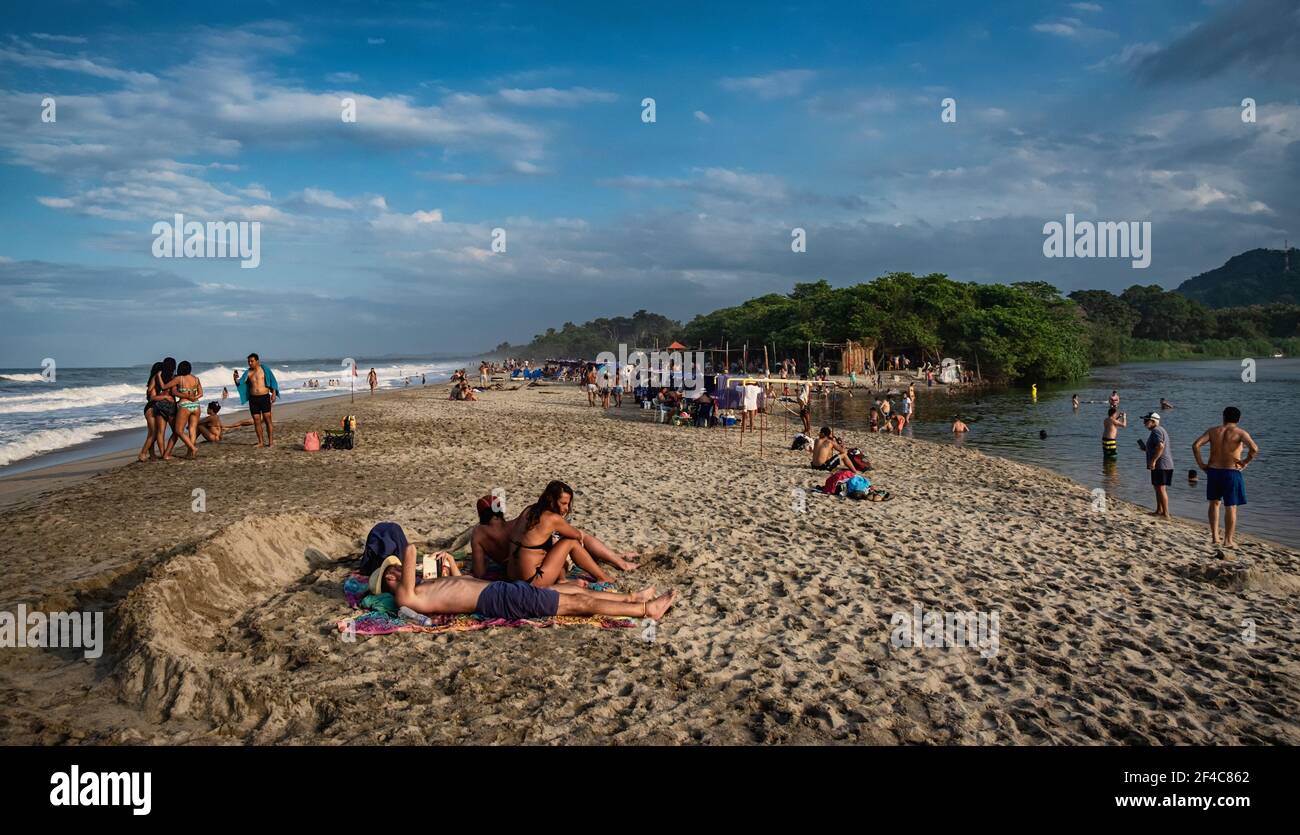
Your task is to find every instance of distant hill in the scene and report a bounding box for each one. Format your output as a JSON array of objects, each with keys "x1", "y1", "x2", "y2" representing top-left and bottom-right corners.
[{"x1": 1177, "y1": 247, "x2": 1300, "y2": 308}]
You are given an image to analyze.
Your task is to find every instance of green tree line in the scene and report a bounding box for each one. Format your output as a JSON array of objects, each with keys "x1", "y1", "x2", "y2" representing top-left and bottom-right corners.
[{"x1": 494, "y1": 274, "x2": 1300, "y2": 383}]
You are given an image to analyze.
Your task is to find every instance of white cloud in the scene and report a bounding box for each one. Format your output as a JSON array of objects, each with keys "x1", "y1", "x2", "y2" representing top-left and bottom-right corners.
[
  {"x1": 1089, "y1": 42, "x2": 1162, "y2": 71},
  {"x1": 326, "y1": 71, "x2": 360, "y2": 84},
  {"x1": 0, "y1": 41, "x2": 156, "y2": 85},
  {"x1": 719, "y1": 69, "x2": 816, "y2": 99},
  {"x1": 497, "y1": 87, "x2": 616, "y2": 107},
  {"x1": 30, "y1": 33, "x2": 89, "y2": 44},
  {"x1": 512, "y1": 160, "x2": 544, "y2": 175},
  {"x1": 1070, "y1": 2, "x2": 1103, "y2": 12},
  {"x1": 693, "y1": 110, "x2": 711, "y2": 123},
  {"x1": 1033, "y1": 17, "x2": 1113, "y2": 39},
  {"x1": 301, "y1": 188, "x2": 353, "y2": 210}
]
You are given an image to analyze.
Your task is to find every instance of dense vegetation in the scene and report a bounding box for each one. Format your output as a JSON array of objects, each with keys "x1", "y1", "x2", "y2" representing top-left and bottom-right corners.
[{"x1": 495, "y1": 264, "x2": 1300, "y2": 384}]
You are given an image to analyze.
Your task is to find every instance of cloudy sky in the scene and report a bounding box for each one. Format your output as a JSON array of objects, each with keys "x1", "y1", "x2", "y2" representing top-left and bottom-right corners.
[{"x1": 1, "y1": 0, "x2": 1297, "y2": 366}]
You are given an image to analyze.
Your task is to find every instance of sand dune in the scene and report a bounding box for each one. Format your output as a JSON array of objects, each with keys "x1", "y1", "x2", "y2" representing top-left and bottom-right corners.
[{"x1": 0, "y1": 382, "x2": 1297, "y2": 744}]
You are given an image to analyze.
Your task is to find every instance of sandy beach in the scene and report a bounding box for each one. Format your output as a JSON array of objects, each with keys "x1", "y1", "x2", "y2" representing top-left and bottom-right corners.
[{"x1": 1, "y1": 381, "x2": 1297, "y2": 745}]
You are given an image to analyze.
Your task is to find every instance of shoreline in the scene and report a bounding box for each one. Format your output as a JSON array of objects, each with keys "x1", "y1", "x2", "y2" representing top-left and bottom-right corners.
[
  {"x1": 0, "y1": 384, "x2": 430, "y2": 512},
  {"x1": 1, "y1": 379, "x2": 1297, "y2": 744},
  {"x1": 2, "y1": 373, "x2": 1292, "y2": 551}
]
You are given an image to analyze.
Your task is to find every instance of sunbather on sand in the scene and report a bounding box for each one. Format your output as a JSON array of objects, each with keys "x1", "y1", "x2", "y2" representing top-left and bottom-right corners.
[
  {"x1": 373, "y1": 547, "x2": 675, "y2": 621},
  {"x1": 810, "y1": 426, "x2": 859, "y2": 473},
  {"x1": 197, "y1": 402, "x2": 254, "y2": 442},
  {"x1": 506, "y1": 480, "x2": 640, "y2": 586}
]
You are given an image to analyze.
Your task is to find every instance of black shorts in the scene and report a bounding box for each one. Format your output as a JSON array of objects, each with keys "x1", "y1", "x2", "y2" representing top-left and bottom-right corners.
[
  {"x1": 249, "y1": 393, "x2": 273, "y2": 415},
  {"x1": 1150, "y1": 468, "x2": 1173, "y2": 487},
  {"x1": 150, "y1": 399, "x2": 177, "y2": 420}
]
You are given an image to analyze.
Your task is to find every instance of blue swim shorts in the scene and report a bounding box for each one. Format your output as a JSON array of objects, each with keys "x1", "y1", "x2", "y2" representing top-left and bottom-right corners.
[
  {"x1": 1206, "y1": 467, "x2": 1247, "y2": 507},
  {"x1": 475, "y1": 580, "x2": 560, "y2": 620}
]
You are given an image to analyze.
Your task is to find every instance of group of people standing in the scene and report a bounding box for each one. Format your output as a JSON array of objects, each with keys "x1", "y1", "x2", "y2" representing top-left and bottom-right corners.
[
  {"x1": 1098, "y1": 389, "x2": 1260, "y2": 550},
  {"x1": 136, "y1": 353, "x2": 278, "y2": 461}
]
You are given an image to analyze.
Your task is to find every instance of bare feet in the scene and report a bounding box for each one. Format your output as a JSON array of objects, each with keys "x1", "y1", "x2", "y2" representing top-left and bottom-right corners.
[
  {"x1": 631, "y1": 586, "x2": 657, "y2": 602},
  {"x1": 644, "y1": 589, "x2": 676, "y2": 621},
  {"x1": 614, "y1": 553, "x2": 641, "y2": 571}
]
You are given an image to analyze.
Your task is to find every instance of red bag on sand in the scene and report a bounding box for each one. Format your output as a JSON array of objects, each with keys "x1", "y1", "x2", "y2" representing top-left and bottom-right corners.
[
  {"x1": 821, "y1": 469, "x2": 854, "y2": 494},
  {"x1": 303, "y1": 431, "x2": 321, "y2": 451}
]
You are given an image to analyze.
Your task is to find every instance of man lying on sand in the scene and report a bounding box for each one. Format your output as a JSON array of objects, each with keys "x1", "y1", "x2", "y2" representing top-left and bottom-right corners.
[
  {"x1": 373, "y1": 546, "x2": 675, "y2": 621},
  {"x1": 505, "y1": 481, "x2": 639, "y2": 586}
]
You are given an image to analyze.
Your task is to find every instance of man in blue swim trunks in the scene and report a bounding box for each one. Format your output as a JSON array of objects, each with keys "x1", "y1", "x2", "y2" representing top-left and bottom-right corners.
[
  {"x1": 372, "y1": 541, "x2": 676, "y2": 621},
  {"x1": 1192, "y1": 406, "x2": 1259, "y2": 551}
]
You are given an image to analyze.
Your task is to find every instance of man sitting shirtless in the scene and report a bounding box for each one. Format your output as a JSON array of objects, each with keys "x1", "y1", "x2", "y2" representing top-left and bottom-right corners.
[
  {"x1": 810, "y1": 426, "x2": 860, "y2": 473},
  {"x1": 372, "y1": 544, "x2": 675, "y2": 621}
]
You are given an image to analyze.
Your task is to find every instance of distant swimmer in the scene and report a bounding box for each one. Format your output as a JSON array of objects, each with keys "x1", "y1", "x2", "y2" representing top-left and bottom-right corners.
[
  {"x1": 1071, "y1": 394, "x2": 1079, "y2": 410},
  {"x1": 1031, "y1": 383, "x2": 1038, "y2": 401},
  {"x1": 1160, "y1": 398, "x2": 1174, "y2": 411},
  {"x1": 1192, "y1": 406, "x2": 1259, "y2": 551},
  {"x1": 1108, "y1": 390, "x2": 1120, "y2": 409},
  {"x1": 1039, "y1": 429, "x2": 1048, "y2": 439},
  {"x1": 951, "y1": 416, "x2": 969, "y2": 433}
]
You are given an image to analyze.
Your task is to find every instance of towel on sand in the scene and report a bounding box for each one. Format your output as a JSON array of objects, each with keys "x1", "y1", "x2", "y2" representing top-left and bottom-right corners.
[{"x1": 336, "y1": 552, "x2": 635, "y2": 636}]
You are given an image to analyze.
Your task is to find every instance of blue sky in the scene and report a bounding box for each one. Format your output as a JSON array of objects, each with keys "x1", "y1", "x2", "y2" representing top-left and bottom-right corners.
[{"x1": 1, "y1": 0, "x2": 1297, "y2": 365}]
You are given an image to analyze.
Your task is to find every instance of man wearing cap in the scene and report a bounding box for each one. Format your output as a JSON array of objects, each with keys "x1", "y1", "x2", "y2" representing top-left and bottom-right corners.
[
  {"x1": 368, "y1": 542, "x2": 676, "y2": 622},
  {"x1": 470, "y1": 494, "x2": 513, "y2": 578},
  {"x1": 1141, "y1": 412, "x2": 1173, "y2": 518}
]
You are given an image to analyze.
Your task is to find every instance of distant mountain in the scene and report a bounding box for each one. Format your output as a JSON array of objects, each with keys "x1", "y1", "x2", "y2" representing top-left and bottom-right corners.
[{"x1": 1177, "y1": 247, "x2": 1300, "y2": 309}]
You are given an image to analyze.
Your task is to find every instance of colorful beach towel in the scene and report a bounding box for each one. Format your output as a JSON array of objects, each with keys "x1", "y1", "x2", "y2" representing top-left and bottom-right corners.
[{"x1": 336, "y1": 552, "x2": 634, "y2": 636}]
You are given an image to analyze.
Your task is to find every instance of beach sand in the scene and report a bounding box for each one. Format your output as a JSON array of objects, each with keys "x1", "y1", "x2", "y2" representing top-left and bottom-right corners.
[{"x1": 1, "y1": 381, "x2": 1297, "y2": 745}]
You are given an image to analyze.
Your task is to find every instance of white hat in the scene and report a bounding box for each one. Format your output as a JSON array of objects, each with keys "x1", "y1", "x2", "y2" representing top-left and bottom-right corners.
[
  {"x1": 1141, "y1": 411, "x2": 1161, "y2": 423},
  {"x1": 368, "y1": 555, "x2": 402, "y2": 595}
]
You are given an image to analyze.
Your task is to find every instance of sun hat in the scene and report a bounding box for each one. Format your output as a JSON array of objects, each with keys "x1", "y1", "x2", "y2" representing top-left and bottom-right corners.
[{"x1": 368, "y1": 555, "x2": 402, "y2": 595}]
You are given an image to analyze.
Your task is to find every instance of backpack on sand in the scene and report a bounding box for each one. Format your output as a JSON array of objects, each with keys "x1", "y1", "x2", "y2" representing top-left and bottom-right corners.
[{"x1": 303, "y1": 431, "x2": 321, "y2": 452}]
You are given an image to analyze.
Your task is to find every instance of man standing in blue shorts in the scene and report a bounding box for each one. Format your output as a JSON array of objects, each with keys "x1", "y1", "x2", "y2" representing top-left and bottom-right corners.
[{"x1": 1192, "y1": 406, "x2": 1260, "y2": 551}]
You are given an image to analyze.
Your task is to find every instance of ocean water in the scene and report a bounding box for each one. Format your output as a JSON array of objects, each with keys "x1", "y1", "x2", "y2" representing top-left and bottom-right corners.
[
  {"x1": 816, "y1": 358, "x2": 1300, "y2": 549},
  {"x1": 0, "y1": 357, "x2": 474, "y2": 470}
]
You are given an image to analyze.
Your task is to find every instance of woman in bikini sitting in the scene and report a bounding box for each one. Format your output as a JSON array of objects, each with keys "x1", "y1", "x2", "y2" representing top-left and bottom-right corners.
[{"x1": 506, "y1": 480, "x2": 640, "y2": 587}]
